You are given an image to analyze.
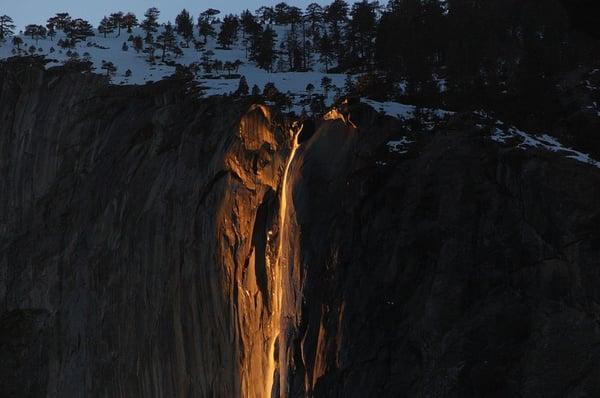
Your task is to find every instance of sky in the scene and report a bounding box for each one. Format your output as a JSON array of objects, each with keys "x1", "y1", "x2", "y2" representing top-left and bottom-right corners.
[{"x1": 2, "y1": 0, "x2": 339, "y2": 30}]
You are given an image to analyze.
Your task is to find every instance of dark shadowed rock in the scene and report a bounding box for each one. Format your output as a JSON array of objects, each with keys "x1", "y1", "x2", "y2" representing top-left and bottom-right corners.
[{"x1": 281, "y1": 104, "x2": 600, "y2": 397}]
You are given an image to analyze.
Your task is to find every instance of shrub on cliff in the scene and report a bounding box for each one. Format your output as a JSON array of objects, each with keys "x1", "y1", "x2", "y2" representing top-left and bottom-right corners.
[{"x1": 101, "y1": 60, "x2": 117, "y2": 76}]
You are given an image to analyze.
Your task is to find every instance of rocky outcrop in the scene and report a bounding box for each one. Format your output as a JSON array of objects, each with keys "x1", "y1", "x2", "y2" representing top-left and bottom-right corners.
[{"x1": 1, "y1": 59, "x2": 600, "y2": 398}]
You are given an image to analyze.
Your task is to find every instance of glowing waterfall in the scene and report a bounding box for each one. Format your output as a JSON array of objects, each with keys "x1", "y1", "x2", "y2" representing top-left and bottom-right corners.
[{"x1": 265, "y1": 122, "x2": 303, "y2": 398}]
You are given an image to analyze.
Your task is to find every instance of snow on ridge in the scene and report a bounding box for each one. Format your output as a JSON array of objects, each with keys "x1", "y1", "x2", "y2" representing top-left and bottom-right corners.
[
  {"x1": 4, "y1": 26, "x2": 597, "y2": 171},
  {"x1": 361, "y1": 98, "x2": 454, "y2": 120},
  {"x1": 359, "y1": 98, "x2": 454, "y2": 158},
  {"x1": 0, "y1": 24, "x2": 347, "y2": 107},
  {"x1": 359, "y1": 102, "x2": 600, "y2": 170},
  {"x1": 491, "y1": 124, "x2": 600, "y2": 169}
]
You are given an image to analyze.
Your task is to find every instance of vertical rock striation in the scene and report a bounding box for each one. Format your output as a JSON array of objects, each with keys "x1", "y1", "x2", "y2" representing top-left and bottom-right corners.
[{"x1": 0, "y1": 59, "x2": 293, "y2": 397}]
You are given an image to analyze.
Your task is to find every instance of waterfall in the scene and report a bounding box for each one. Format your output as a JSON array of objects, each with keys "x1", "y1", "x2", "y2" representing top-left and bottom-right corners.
[{"x1": 265, "y1": 122, "x2": 303, "y2": 398}]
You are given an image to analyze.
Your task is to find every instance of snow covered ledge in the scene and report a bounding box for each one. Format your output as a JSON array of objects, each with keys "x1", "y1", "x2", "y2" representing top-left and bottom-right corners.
[{"x1": 360, "y1": 98, "x2": 600, "y2": 170}]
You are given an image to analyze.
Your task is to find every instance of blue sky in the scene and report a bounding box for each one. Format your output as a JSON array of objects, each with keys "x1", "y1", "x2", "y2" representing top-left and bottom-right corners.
[{"x1": 3, "y1": 1, "x2": 339, "y2": 30}]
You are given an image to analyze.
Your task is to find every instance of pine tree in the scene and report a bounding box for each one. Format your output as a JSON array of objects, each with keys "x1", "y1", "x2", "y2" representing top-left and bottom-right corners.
[
  {"x1": 251, "y1": 84, "x2": 261, "y2": 96},
  {"x1": 278, "y1": 91, "x2": 294, "y2": 112},
  {"x1": 302, "y1": 35, "x2": 314, "y2": 71},
  {"x1": 236, "y1": 76, "x2": 250, "y2": 96},
  {"x1": 344, "y1": 74, "x2": 355, "y2": 96},
  {"x1": 319, "y1": 32, "x2": 335, "y2": 72},
  {"x1": 0, "y1": 15, "x2": 16, "y2": 41},
  {"x1": 284, "y1": 30, "x2": 301, "y2": 71},
  {"x1": 12, "y1": 36, "x2": 23, "y2": 50},
  {"x1": 46, "y1": 21, "x2": 56, "y2": 41},
  {"x1": 308, "y1": 93, "x2": 325, "y2": 114},
  {"x1": 101, "y1": 60, "x2": 117, "y2": 76},
  {"x1": 201, "y1": 50, "x2": 214, "y2": 73},
  {"x1": 218, "y1": 15, "x2": 239, "y2": 49},
  {"x1": 200, "y1": 9, "x2": 221, "y2": 23},
  {"x1": 253, "y1": 26, "x2": 277, "y2": 71},
  {"x1": 240, "y1": 10, "x2": 258, "y2": 38},
  {"x1": 65, "y1": 19, "x2": 94, "y2": 43},
  {"x1": 305, "y1": 3, "x2": 324, "y2": 34},
  {"x1": 122, "y1": 13, "x2": 138, "y2": 33},
  {"x1": 288, "y1": 6, "x2": 303, "y2": 32},
  {"x1": 263, "y1": 82, "x2": 280, "y2": 99},
  {"x1": 198, "y1": 16, "x2": 215, "y2": 44},
  {"x1": 348, "y1": 0, "x2": 379, "y2": 69},
  {"x1": 47, "y1": 13, "x2": 71, "y2": 31},
  {"x1": 144, "y1": 32, "x2": 154, "y2": 46},
  {"x1": 256, "y1": 6, "x2": 275, "y2": 25},
  {"x1": 240, "y1": 11, "x2": 262, "y2": 58},
  {"x1": 175, "y1": 9, "x2": 194, "y2": 43},
  {"x1": 324, "y1": 0, "x2": 349, "y2": 66},
  {"x1": 224, "y1": 61, "x2": 234, "y2": 76},
  {"x1": 274, "y1": 3, "x2": 291, "y2": 25},
  {"x1": 141, "y1": 7, "x2": 160, "y2": 41},
  {"x1": 324, "y1": 0, "x2": 349, "y2": 30},
  {"x1": 157, "y1": 22, "x2": 176, "y2": 62},
  {"x1": 24, "y1": 25, "x2": 47, "y2": 44},
  {"x1": 233, "y1": 59, "x2": 244, "y2": 73},
  {"x1": 109, "y1": 12, "x2": 124, "y2": 37},
  {"x1": 98, "y1": 16, "x2": 114, "y2": 38},
  {"x1": 321, "y1": 76, "x2": 333, "y2": 97}
]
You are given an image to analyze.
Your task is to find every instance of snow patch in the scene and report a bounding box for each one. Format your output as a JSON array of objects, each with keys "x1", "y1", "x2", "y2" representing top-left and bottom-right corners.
[
  {"x1": 491, "y1": 125, "x2": 600, "y2": 169},
  {"x1": 387, "y1": 137, "x2": 413, "y2": 154},
  {"x1": 361, "y1": 98, "x2": 454, "y2": 120}
]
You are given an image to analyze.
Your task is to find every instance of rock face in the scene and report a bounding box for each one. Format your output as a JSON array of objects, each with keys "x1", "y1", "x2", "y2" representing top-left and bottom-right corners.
[
  {"x1": 1, "y1": 59, "x2": 600, "y2": 398},
  {"x1": 0, "y1": 59, "x2": 290, "y2": 397},
  {"x1": 282, "y1": 110, "x2": 600, "y2": 397}
]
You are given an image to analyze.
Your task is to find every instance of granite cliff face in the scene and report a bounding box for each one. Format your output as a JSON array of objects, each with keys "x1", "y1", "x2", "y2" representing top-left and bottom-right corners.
[
  {"x1": 1, "y1": 59, "x2": 600, "y2": 398},
  {"x1": 0, "y1": 58, "x2": 290, "y2": 397}
]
